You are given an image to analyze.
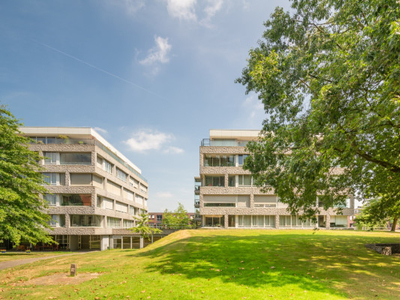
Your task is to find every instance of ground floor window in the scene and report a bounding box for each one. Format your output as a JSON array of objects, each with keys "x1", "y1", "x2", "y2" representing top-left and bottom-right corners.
[
  {"x1": 280, "y1": 216, "x2": 315, "y2": 228},
  {"x1": 205, "y1": 216, "x2": 224, "y2": 227}
]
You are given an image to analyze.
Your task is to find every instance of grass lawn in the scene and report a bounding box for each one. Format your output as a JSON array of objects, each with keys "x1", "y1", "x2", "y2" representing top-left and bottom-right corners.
[
  {"x1": 1, "y1": 230, "x2": 400, "y2": 299},
  {"x1": 0, "y1": 252, "x2": 72, "y2": 263}
]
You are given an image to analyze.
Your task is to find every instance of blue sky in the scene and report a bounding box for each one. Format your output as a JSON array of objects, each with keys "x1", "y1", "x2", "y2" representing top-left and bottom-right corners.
[{"x1": 1, "y1": 0, "x2": 291, "y2": 212}]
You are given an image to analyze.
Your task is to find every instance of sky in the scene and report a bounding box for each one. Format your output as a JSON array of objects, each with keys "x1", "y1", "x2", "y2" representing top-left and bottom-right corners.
[{"x1": 0, "y1": 0, "x2": 292, "y2": 212}]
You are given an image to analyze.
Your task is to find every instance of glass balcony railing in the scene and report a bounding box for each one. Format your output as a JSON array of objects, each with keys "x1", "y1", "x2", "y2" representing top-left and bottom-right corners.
[
  {"x1": 201, "y1": 138, "x2": 250, "y2": 147},
  {"x1": 30, "y1": 137, "x2": 95, "y2": 145}
]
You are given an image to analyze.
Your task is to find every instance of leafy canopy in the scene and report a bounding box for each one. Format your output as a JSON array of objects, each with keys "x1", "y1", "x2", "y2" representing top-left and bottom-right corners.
[
  {"x1": 0, "y1": 106, "x2": 52, "y2": 245},
  {"x1": 236, "y1": 0, "x2": 400, "y2": 218},
  {"x1": 162, "y1": 203, "x2": 191, "y2": 228}
]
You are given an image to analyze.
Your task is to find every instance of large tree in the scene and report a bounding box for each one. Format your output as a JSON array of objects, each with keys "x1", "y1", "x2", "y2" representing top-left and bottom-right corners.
[
  {"x1": 236, "y1": 0, "x2": 400, "y2": 219},
  {"x1": 0, "y1": 106, "x2": 53, "y2": 245}
]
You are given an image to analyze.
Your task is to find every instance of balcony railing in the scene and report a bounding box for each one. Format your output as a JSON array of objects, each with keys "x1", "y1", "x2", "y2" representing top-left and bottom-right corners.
[
  {"x1": 201, "y1": 138, "x2": 249, "y2": 147},
  {"x1": 30, "y1": 137, "x2": 95, "y2": 145}
]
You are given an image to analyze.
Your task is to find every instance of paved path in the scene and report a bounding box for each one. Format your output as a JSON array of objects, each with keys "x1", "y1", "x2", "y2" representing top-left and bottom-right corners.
[{"x1": 0, "y1": 252, "x2": 91, "y2": 271}]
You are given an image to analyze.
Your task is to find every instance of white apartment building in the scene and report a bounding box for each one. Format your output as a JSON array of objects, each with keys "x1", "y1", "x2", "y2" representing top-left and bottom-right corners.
[
  {"x1": 197, "y1": 129, "x2": 355, "y2": 229},
  {"x1": 20, "y1": 127, "x2": 149, "y2": 250}
]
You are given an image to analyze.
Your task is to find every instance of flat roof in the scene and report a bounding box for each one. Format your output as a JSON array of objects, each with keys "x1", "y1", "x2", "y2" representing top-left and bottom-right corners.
[
  {"x1": 20, "y1": 127, "x2": 141, "y2": 174},
  {"x1": 209, "y1": 129, "x2": 260, "y2": 140}
]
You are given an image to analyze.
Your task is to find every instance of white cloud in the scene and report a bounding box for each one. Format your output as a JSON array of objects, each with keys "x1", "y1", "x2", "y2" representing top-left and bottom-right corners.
[
  {"x1": 243, "y1": 94, "x2": 264, "y2": 119},
  {"x1": 231, "y1": 94, "x2": 265, "y2": 129},
  {"x1": 166, "y1": 0, "x2": 197, "y2": 21},
  {"x1": 94, "y1": 127, "x2": 108, "y2": 134},
  {"x1": 139, "y1": 36, "x2": 172, "y2": 75},
  {"x1": 124, "y1": 129, "x2": 184, "y2": 154},
  {"x1": 200, "y1": 0, "x2": 224, "y2": 27}
]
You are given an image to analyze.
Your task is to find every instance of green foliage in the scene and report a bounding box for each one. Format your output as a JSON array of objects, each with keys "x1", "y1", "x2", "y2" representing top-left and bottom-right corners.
[
  {"x1": 162, "y1": 202, "x2": 191, "y2": 228},
  {"x1": 131, "y1": 213, "x2": 162, "y2": 240},
  {"x1": 0, "y1": 106, "x2": 52, "y2": 245},
  {"x1": 236, "y1": 0, "x2": 400, "y2": 219},
  {"x1": 356, "y1": 197, "x2": 400, "y2": 230}
]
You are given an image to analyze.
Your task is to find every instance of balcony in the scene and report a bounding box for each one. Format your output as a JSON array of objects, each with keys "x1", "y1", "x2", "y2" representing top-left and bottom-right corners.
[
  {"x1": 194, "y1": 186, "x2": 200, "y2": 194},
  {"x1": 194, "y1": 200, "x2": 200, "y2": 208}
]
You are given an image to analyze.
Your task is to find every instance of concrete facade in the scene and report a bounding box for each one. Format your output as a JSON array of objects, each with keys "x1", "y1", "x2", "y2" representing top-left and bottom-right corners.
[
  {"x1": 197, "y1": 129, "x2": 355, "y2": 229},
  {"x1": 20, "y1": 127, "x2": 149, "y2": 250}
]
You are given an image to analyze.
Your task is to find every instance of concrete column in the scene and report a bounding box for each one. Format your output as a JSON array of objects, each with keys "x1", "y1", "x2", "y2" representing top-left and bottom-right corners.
[
  {"x1": 224, "y1": 214, "x2": 229, "y2": 228},
  {"x1": 130, "y1": 237, "x2": 132, "y2": 249},
  {"x1": 326, "y1": 214, "x2": 331, "y2": 229},
  {"x1": 235, "y1": 215, "x2": 238, "y2": 228},
  {"x1": 249, "y1": 194, "x2": 254, "y2": 208},
  {"x1": 224, "y1": 174, "x2": 229, "y2": 187},
  {"x1": 275, "y1": 215, "x2": 280, "y2": 229},
  {"x1": 121, "y1": 237, "x2": 123, "y2": 249},
  {"x1": 140, "y1": 237, "x2": 144, "y2": 249}
]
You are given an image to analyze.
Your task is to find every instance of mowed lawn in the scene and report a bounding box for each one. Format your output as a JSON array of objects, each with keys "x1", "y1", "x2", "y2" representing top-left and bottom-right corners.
[{"x1": 1, "y1": 230, "x2": 400, "y2": 300}]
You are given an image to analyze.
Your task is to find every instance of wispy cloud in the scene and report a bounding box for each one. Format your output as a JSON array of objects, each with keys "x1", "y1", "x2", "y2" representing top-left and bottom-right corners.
[
  {"x1": 231, "y1": 94, "x2": 265, "y2": 129},
  {"x1": 166, "y1": 0, "x2": 197, "y2": 21},
  {"x1": 124, "y1": 129, "x2": 184, "y2": 154},
  {"x1": 200, "y1": 0, "x2": 224, "y2": 27},
  {"x1": 104, "y1": 0, "x2": 145, "y2": 15},
  {"x1": 165, "y1": 0, "x2": 224, "y2": 27},
  {"x1": 139, "y1": 36, "x2": 172, "y2": 76}
]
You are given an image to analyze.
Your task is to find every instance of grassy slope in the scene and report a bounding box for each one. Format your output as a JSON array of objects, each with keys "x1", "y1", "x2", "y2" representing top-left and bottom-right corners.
[
  {"x1": 1, "y1": 230, "x2": 400, "y2": 299},
  {"x1": 0, "y1": 252, "x2": 71, "y2": 263}
]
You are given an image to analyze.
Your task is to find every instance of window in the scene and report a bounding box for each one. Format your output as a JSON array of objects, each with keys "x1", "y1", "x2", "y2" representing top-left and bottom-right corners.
[
  {"x1": 116, "y1": 168, "x2": 127, "y2": 182},
  {"x1": 228, "y1": 176, "x2": 236, "y2": 187},
  {"x1": 204, "y1": 176, "x2": 225, "y2": 187},
  {"x1": 238, "y1": 175, "x2": 252, "y2": 186},
  {"x1": 204, "y1": 203, "x2": 235, "y2": 207},
  {"x1": 135, "y1": 195, "x2": 143, "y2": 205},
  {"x1": 123, "y1": 220, "x2": 134, "y2": 228},
  {"x1": 49, "y1": 215, "x2": 66, "y2": 227},
  {"x1": 43, "y1": 152, "x2": 59, "y2": 165},
  {"x1": 106, "y1": 181, "x2": 121, "y2": 196},
  {"x1": 124, "y1": 189, "x2": 134, "y2": 201},
  {"x1": 238, "y1": 154, "x2": 249, "y2": 166},
  {"x1": 205, "y1": 216, "x2": 224, "y2": 227},
  {"x1": 156, "y1": 215, "x2": 162, "y2": 222},
  {"x1": 61, "y1": 194, "x2": 91, "y2": 206},
  {"x1": 60, "y1": 153, "x2": 91, "y2": 165},
  {"x1": 204, "y1": 155, "x2": 235, "y2": 167},
  {"x1": 107, "y1": 217, "x2": 121, "y2": 228},
  {"x1": 44, "y1": 194, "x2": 58, "y2": 206},
  {"x1": 43, "y1": 173, "x2": 65, "y2": 185},
  {"x1": 103, "y1": 197, "x2": 114, "y2": 210},
  {"x1": 116, "y1": 202, "x2": 128, "y2": 213},
  {"x1": 70, "y1": 174, "x2": 92, "y2": 185},
  {"x1": 129, "y1": 177, "x2": 139, "y2": 189},
  {"x1": 70, "y1": 215, "x2": 101, "y2": 227},
  {"x1": 140, "y1": 184, "x2": 147, "y2": 193},
  {"x1": 97, "y1": 196, "x2": 102, "y2": 208}
]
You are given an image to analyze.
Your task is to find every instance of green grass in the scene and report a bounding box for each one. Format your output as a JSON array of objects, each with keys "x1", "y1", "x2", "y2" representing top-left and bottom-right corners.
[{"x1": 1, "y1": 230, "x2": 400, "y2": 299}]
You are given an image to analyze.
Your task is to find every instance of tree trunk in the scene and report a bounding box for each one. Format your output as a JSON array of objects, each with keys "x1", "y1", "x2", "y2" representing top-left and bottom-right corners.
[
  {"x1": 140, "y1": 236, "x2": 144, "y2": 249},
  {"x1": 391, "y1": 217, "x2": 398, "y2": 232}
]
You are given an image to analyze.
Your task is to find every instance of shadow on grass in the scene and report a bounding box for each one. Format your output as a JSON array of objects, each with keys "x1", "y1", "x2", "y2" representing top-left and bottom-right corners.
[{"x1": 129, "y1": 231, "x2": 400, "y2": 298}]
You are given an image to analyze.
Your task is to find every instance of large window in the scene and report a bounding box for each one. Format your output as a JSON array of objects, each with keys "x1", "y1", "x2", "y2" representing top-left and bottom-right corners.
[
  {"x1": 123, "y1": 220, "x2": 134, "y2": 228},
  {"x1": 43, "y1": 173, "x2": 65, "y2": 185},
  {"x1": 238, "y1": 175, "x2": 252, "y2": 186},
  {"x1": 97, "y1": 156, "x2": 113, "y2": 173},
  {"x1": 44, "y1": 194, "x2": 58, "y2": 206},
  {"x1": 60, "y1": 153, "x2": 91, "y2": 165},
  {"x1": 70, "y1": 215, "x2": 101, "y2": 227},
  {"x1": 43, "y1": 152, "x2": 59, "y2": 165},
  {"x1": 49, "y1": 215, "x2": 66, "y2": 227},
  {"x1": 116, "y1": 168, "x2": 127, "y2": 182},
  {"x1": 204, "y1": 216, "x2": 224, "y2": 227},
  {"x1": 70, "y1": 174, "x2": 92, "y2": 185},
  {"x1": 116, "y1": 201, "x2": 128, "y2": 213},
  {"x1": 204, "y1": 155, "x2": 235, "y2": 167},
  {"x1": 204, "y1": 176, "x2": 225, "y2": 187},
  {"x1": 107, "y1": 217, "x2": 121, "y2": 228},
  {"x1": 61, "y1": 194, "x2": 91, "y2": 206}
]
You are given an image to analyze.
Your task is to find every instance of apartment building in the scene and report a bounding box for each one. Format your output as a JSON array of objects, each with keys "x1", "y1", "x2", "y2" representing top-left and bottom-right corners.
[
  {"x1": 197, "y1": 129, "x2": 355, "y2": 229},
  {"x1": 20, "y1": 127, "x2": 149, "y2": 250}
]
